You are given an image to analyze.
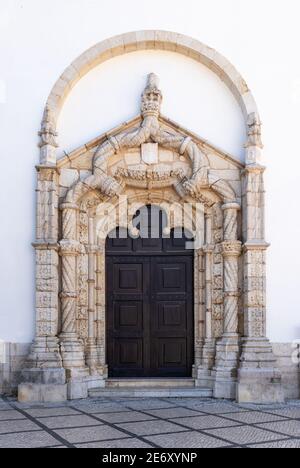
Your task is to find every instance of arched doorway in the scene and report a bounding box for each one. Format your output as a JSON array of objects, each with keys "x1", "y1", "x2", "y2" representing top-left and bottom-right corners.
[
  {"x1": 20, "y1": 58, "x2": 283, "y2": 405},
  {"x1": 105, "y1": 206, "x2": 194, "y2": 378}
]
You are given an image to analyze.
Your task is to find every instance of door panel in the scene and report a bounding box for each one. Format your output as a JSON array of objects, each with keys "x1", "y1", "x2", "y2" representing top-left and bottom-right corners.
[
  {"x1": 106, "y1": 224, "x2": 194, "y2": 378},
  {"x1": 113, "y1": 263, "x2": 143, "y2": 293},
  {"x1": 150, "y1": 257, "x2": 193, "y2": 377},
  {"x1": 107, "y1": 257, "x2": 150, "y2": 377}
]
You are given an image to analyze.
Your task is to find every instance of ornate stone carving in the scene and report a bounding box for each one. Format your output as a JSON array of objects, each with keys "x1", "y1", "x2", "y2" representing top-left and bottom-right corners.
[
  {"x1": 246, "y1": 113, "x2": 263, "y2": 149},
  {"x1": 244, "y1": 113, "x2": 263, "y2": 165},
  {"x1": 65, "y1": 74, "x2": 212, "y2": 205},
  {"x1": 221, "y1": 240, "x2": 243, "y2": 258},
  {"x1": 39, "y1": 106, "x2": 58, "y2": 149},
  {"x1": 38, "y1": 107, "x2": 59, "y2": 166},
  {"x1": 59, "y1": 240, "x2": 82, "y2": 256},
  {"x1": 22, "y1": 67, "x2": 282, "y2": 404},
  {"x1": 141, "y1": 73, "x2": 162, "y2": 117}
]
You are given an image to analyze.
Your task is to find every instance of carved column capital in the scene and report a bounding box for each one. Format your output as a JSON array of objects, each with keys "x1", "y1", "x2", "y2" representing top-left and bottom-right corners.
[
  {"x1": 59, "y1": 240, "x2": 82, "y2": 256},
  {"x1": 221, "y1": 241, "x2": 242, "y2": 258},
  {"x1": 222, "y1": 202, "x2": 240, "y2": 212},
  {"x1": 203, "y1": 244, "x2": 214, "y2": 254},
  {"x1": 242, "y1": 164, "x2": 266, "y2": 176},
  {"x1": 60, "y1": 202, "x2": 79, "y2": 212},
  {"x1": 36, "y1": 164, "x2": 58, "y2": 179}
]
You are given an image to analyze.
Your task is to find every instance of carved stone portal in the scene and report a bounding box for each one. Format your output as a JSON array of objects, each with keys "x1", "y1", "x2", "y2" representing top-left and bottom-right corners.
[{"x1": 18, "y1": 74, "x2": 283, "y2": 404}]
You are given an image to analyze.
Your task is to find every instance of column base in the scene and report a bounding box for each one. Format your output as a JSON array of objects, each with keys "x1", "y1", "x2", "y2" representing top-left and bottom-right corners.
[
  {"x1": 212, "y1": 369, "x2": 237, "y2": 400},
  {"x1": 26, "y1": 337, "x2": 62, "y2": 368},
  {"x1": 60, "y1": 333, "x2": 86, "y2": 371},
  {"x1": 195, "y1": 340, "x2": 215, "y2": 389},
  {"x1": 85, "y1": 341, "x2": 100, "y2": 375},
  {"x1": 213, "y1": 334, "x2": 240, "y2": 399},
  {"x1": 195, "y1": 369, "x2": 214, "y2": 389},
  {"x1": 237, "y1": 337, "x2": 284, "y2": 403}
]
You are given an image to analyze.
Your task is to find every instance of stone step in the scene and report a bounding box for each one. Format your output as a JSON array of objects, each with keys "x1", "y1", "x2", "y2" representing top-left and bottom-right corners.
[
  {"x1": 106, "y1": 378, "x2": 196, "y2": 389},
  {"x1": 88, "y1": 387, "x2": 213, "y2": 399}
]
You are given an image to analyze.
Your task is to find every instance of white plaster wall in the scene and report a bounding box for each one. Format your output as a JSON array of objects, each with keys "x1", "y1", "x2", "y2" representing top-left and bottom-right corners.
[{"x1": 0, "y1": 0, "x2": 299, "y2": 344}]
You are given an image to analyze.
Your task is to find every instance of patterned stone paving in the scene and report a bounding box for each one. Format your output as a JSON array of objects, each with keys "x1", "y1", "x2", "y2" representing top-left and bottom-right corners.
[{"x1": 0, "y1": 396, "x2": 299, "y2": 448}]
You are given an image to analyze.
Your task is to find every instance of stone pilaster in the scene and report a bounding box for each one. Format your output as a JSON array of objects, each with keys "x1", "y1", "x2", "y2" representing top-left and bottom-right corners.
[
  {"x1": 237, "y1": 164, "x2": 284, "y2": 403},
  {"x1": 59, "y1": 203, "x2": 87, "y2": 383},
  {"x1": 18, "y1": 166, "x2": 67, "y2": 403},
  {"x1": 95, "y1": 246, "x2": 107, "y2": 377},
  {"x1": 193, "y1": 249, "x2": 205, "y2": 377},
  {"x1": 213, "y1": 203, "x2": 242, "y2": 399},
  {"x1": 85, "y1": 218, "x2": 99, "y2": 374},
  {"x1": 196, "y1": 212, "x2": 215, "y2": 388}
]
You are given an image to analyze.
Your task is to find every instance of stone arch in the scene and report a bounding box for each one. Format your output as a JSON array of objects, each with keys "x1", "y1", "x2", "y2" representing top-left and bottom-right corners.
[
  {"x1": 39, "y1": 31, "x2": 263, "y2": 166},
  {"x1": 46, "y1": 30, "x2": 258, "y2": 129}
]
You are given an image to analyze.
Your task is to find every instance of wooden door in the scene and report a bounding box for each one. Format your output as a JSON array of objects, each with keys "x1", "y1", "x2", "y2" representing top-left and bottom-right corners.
[{"x1": 106, "y1": 211, "x2": 194, "y2": 378}]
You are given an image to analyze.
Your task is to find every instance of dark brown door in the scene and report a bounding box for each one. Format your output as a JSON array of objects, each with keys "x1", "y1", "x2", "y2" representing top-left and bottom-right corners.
[{"x1": 106, "y1": 212, "x2": 194, "y2": 378}]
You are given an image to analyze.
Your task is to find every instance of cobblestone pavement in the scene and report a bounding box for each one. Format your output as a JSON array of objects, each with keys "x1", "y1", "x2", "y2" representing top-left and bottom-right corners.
[{"x1": 0, "y1": 396, "x2": 299, "y2": 448}]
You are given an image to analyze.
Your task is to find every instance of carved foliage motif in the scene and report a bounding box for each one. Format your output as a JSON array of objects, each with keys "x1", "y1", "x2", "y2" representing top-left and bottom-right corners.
[
  {"x1": 77, "y1": 207, "x2": 89, "y2": 340},
  {"x1": 212, "y1": 205, "x2": 224, "y2": 338}
]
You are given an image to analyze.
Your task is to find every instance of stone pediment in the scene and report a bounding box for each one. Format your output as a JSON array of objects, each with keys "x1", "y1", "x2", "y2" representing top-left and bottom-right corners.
[
  {"x1": 57, "y1": 114, "x2": 244, "y2": 173},
  {"x1": 57, "y1": 75, "x2": 242, "y2": 205}
]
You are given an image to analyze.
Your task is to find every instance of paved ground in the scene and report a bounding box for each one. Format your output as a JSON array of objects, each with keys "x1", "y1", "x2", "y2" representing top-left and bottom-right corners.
[{"x1": 0, "y1": 396, "x2": 299, "y2": 448}]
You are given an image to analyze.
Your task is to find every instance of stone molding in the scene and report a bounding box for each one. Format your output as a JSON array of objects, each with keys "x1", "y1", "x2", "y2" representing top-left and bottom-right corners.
[
  {"x1": 64, "y1": 74, "x2": 236, "y2": 207},
  {"x1": 221, "y1": 240, "x2": 243, "y2": 257},
  {"x1": 42, "y1": 31, "x2": 259, "y2": 157},
  {"x1": 243, "y1": 241, "x2": 270, "y2": 252}
]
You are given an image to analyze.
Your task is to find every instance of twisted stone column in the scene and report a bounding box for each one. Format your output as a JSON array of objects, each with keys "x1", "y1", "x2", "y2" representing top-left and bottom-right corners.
[
  {"x1": 213, "y1": 203, "x2": 241, "y2": 399},
  {"x1": 222, "y1": 240, "x2": 242, "y2": 337},
  {"x1": 59, "y1": 203, "x2": 86, "y2": 376}
]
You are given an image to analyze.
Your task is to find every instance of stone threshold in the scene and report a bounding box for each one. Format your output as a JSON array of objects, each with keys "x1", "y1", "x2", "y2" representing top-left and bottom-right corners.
[
  {"x1": 89, "y1": 383, "x2": 213, "y2": 399},
  {"x1": 105, "y1": 378, "x2": 196, "y2": 389}
]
